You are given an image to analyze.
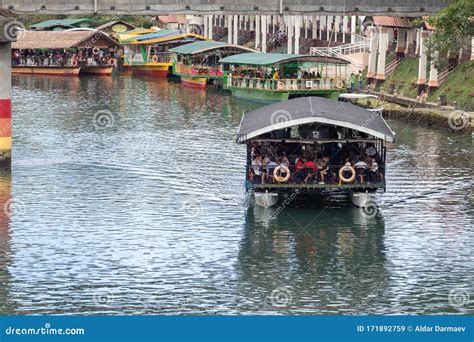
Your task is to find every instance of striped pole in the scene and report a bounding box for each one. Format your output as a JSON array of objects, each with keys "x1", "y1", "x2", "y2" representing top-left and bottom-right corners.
[{"x1": 0, "y1": 34, "x2": 12, "y2": 167}]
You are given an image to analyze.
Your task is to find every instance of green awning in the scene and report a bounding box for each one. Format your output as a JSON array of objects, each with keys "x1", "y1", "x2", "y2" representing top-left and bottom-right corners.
[
  {"x1": 219, "y1": 52, "x2": 349, "y2": 66},
  {"x1": 169, "y1": 41, "x2": 255, "y2": 55}
]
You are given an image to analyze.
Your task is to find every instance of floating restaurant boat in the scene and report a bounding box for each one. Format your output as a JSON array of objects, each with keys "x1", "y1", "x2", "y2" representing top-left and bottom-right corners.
[
  {"x1": 11, "y1": 31, "x2": 119, "y2": 77},
  {"x1": 169, "y1": 41, "x2": 255, "y2": 89},
  {"x1": 219, "y1": 53, "x2": 350, "y2": 103},
  {"x1": 237, "y1": 96, "x2": 395, "y2": 208},
  {"x1": 119, "y1": 29, "x2": 207, "y2": 77}
]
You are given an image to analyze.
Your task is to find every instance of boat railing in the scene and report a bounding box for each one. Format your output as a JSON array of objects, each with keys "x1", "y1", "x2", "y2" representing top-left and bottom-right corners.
[
  {"x1": 175, "y1": 63, "x2": 224, "y2": 77},
  {"x1": 226, "y1": 75, "x2": 346, "y2": 91},
  {"x1": 249, "y1": 163, "x2": 385, "y2": 186},
  {"x1": 149, "y1": 52, "x2": 173, "y2": 63}
]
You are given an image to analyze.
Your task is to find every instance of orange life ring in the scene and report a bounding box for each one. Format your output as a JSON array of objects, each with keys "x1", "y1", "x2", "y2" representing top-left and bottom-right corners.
[
  {"x1": 70, "y1": 58, "x2": 78, "y2": 67},
  {"x1": 151, "y1": 55, "x2": 159, "y2": 63},
  {"x1": 277, "y1": 81, "x2": 285, "y2": 90},
  {"x1": 273, "y1": 165, "x2": 291, "y2": 183},
  {"x1": 92, "y1": 47, "x2": 100, "y2": 55},
  {"x1": 339, "y1": 165, "x2": 356, "y2": 183},
  {"x1": 336, "y1": 80, "x2": 344, "y2": 89}
]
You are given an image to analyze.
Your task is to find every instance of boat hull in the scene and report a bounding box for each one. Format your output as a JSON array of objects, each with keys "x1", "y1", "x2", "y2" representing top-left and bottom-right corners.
[
  {"x1": 349, "y1": 191, "x2": 375, "y2": 207},
  {"x1": 181, "y1": 77, "x2": 207, "y2": 89},
  {"x1": 12, "y1": 66, "x2": 81, "y2": 77},
  {"x1": 254, "y1": 192, "x2": 279, "y2": 208},
  {"x1": 132, "y1": 64, "x2": 170, "y2": 77},
  {"x1": 80, "y1": 65, "x2": 114, "y2": 76},
  {"x1": 231, "y1": 89, "x2": 290, "y2": 103}
]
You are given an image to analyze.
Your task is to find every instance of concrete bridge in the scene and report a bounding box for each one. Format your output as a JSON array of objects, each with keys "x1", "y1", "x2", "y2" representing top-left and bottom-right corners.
[{"x1": 2, "y1": 0, "x2": 451, "y2": 16}]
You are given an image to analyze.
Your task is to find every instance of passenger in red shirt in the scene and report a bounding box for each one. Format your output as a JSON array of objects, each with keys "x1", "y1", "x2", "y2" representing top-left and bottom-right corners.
[{"x1": 304, "y1": 158, "x2": 318, "y2": 183}]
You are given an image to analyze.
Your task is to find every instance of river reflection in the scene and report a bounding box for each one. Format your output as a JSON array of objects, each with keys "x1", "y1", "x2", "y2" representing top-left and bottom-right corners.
[{"x1": 2, "y1": 75, "x2": 472, "y2": 315}]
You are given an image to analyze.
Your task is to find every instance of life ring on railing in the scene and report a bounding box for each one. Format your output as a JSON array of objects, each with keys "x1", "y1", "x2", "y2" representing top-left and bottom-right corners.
[
  {"x1": 151, "y1": 55, "x2": 159, "y2": 63},
  {"x1": 339, "y1": 165, "x2": 356, "y2": 183},
  {"x1": 70, "y1": 58, "x2": 78, "y2": 67},
  {"x1": 273, "y1": 165, "x2": 291, "y2": 183},
  {"x1": 277, "y1": 81, "x2": 285, "y2": 90},
  {"x1": 92, "y1": 47, "x2": 100, "y2": 55},
  {"x1": 336, "y1": 80, "x2": 344, "y2": 89}
]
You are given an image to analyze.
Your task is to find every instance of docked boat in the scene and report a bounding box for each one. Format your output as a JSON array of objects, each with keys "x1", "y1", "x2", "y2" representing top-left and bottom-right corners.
[
  {"x1": 169, "y1": 41, "x2": 254, "y2": 89},
  {"x1": 237, "y1": 96, "x2": 396, "y2": 208},
  {"x1": 119, "y1": 29, "x2": 207, "y2": 77},
  {"x1": 11, "y1": 31, "x2": 119, "y2": 77},
  {"x1": 219, "y1": 53, "x2": 350, "y2": 103}
]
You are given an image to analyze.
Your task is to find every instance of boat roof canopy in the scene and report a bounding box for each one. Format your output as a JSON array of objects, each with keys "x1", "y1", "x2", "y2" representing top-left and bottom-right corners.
[
  {"x1": 12, "y1": 30, "x2": 118, "y2": 49},
  {"x1": 219, "y1": 52, "x2": 349, "y2": 66},
  {"x1": 237, "y1": 97, "x2": 395, "y2": 143},
  {"x1": 169, "y1": 41, "x2": 255, "y2": 55},
  {"x1": 122, "y1": 29, "x2": 207, "y2": 45}
]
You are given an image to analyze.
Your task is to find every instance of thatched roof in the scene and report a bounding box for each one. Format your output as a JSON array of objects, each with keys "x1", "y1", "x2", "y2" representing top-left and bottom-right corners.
[{"x1": 12, "y1": 30, "x2": 118, "y2": 49}]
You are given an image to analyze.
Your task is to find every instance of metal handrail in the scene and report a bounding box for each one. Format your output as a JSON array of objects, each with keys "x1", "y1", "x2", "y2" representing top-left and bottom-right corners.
[{"x1": 226, "y1": 75, "x2": 345, "y2": 91}]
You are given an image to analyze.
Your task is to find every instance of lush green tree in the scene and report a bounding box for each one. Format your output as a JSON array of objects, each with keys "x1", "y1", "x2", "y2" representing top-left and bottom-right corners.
[{"x1": 426, "y1": 0, "x2": 474, "y2": 66}]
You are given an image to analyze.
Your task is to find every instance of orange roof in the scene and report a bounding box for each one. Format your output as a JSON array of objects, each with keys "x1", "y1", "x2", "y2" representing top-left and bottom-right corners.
[
  {"x1": 373, "y1": 16, "x2": 411, "y2": 28},
  {"x1": 158, "y1": 15, "x2": 187, "y2": 24}
]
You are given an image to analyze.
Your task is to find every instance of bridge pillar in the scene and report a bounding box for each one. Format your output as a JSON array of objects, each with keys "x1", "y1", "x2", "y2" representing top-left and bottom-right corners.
[
  {"x1": 335, "y1": 16, "x2": 341, "y2": 42},
  {"x1": 255, "y1": 15, "x2": 261, "y2": 50},
  {"x1": 287, "y1": 16, "x2": 293, "y2": 54},
  {"x1": 294, "y1": 16, "x2": 301, "y2": 54},
  {"x1": 405, "y1": 28, "x2": 415, "y2": 55},
  {"x1": 417, "y1": 29, "x2": 429, "y2": 94},
  {"x1": 396, "y1": 29, "x2": 407, "y2": 57},
  {"x1": 471, "y1": 37, "x2": 474, "y2": 60},
  {"x1": 0, "y1": 17, "x2": 13, "y2": 167},
  {"x1": 428, "y1": 51, "x2": 439, "y2": 92},
  {"x1": 208, "y1": 15, "x2": 213, "y2": 39},
  {"x1": 415, "y1": 29, "x2": 421, "y2": 55},
  {"x1": 319, "y1": 16, "x2": 323, "y2": 40},
  {"x1": 366, "y1": 26, "x2": 378, "y2": 80},
  {"x1": 261, "y1": 15, "x2": 267, "y2": 52},
  {"x1": 342, "y1": 16, "x2": 348, "y2": 43},
  {"x1": 376, "y1": 26, "x2": 389, "y2": 82},
  {"x1": 351, "y1": 16, "x2": 357, "y2": 43},
  {"x1": 203, "y1": 15, "x2": 208, "y2": 38},
  {"x1": 227, "y1": 15, "x2": 232, "y2": 43},
  {"x1": 233, "y1": 15, "x2": 238, "y2": 44}
]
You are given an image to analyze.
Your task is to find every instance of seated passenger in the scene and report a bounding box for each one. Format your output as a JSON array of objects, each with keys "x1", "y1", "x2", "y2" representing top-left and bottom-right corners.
[
  {"x1": 365, "y1": 144, "x2": 377, "y2": 157},
  {"x1": 295, "y1": 157, "x2": 305, "y2": 181},
  {"x1": 251, "y1": 155, "x2": 263, "y2": 182},
  {"x1": 368, "y1": 157, "x2": 378, "y2": 182},
  {"x1": 354, "y1": 158, "x2": 368, "y2": 183},
  {"x1": 266, "y1": 157, "x2": 278, "y2": 181},
  {"x1": 304, "y1": 158, "x2": 317, "y2": 184},
  {"x1": 319, "y1": 156, "x2": 330, "y2": 184}
]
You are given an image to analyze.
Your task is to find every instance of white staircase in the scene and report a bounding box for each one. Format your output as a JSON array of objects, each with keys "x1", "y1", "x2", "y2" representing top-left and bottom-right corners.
[{"x1": 309, "y1": 35, "x2": 370, "y2": 68}]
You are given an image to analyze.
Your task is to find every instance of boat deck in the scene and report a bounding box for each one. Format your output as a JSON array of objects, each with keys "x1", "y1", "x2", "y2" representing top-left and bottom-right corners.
[{"x1": 250, "y1": 182, "x2": 385, "y2": 191}]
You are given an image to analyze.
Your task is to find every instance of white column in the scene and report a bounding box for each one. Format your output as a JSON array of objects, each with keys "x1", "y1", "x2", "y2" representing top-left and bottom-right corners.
[
  {"x1": 312, "y1": 15, "x2": 317, "y2": 39},
  {"x1": 261, "y1": 15, "x2": 267, "y2": 53},
  {"x1": 294, "y1": 16, "x2": 301, "y2": 54},
  {"x1": 417, "y1": 29, "x2": 429, "y2": 91},
  {"x1": 367, "y1": 26, "x2": 378, "y2": 79},
  {"x1": 255, "y1": 15, "x2": 261, "y2": 50},
  {"x1": 203, "y1": 15, "x2": 209, "y2": 38},
  {"x1": 227, "y1": 15, "x2": 233, "y2": 44},
  {"x1": 376, "y1": 27, "x2": 388, "y2": 81},
  {"x1": 342, "y1": 16, "x2": 348, "y2": 43},
  {"x1": 233, "y1": 15, "x2": 238, "y2": 45},
  {"x1": 396, "y1": 28, "x2": 407, "y2": 55},
  {"x1": 327, "y1": 16, "x2": 333, "y2": 41},
  {"x1": 351, "y1": 16, "x2": 357, "y2": 43},
  {"x1": 428, "y1": 51, "x2": 439, "y2": 88},
  {"x1": 250, "y1": 16, "x2": 254, "y2": 31},
  {"x1": 287, "y1": 16, "x2": 293, "y2": 54},
  {"x1": 208, "y1": 15, "x2": 213, "y2": 39},
  {"x1": 273, "y1": 15, "x2": 278, "y2": 33},
  {"x1": 415, "y1": 28, "x2": 421, "y2": 55},
  {"x1": 319, "y1": 16, "x2": 322, "y2": 40},
  {"x1": 471, "y1": 37, "x2": 474, "y2": 60}
]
